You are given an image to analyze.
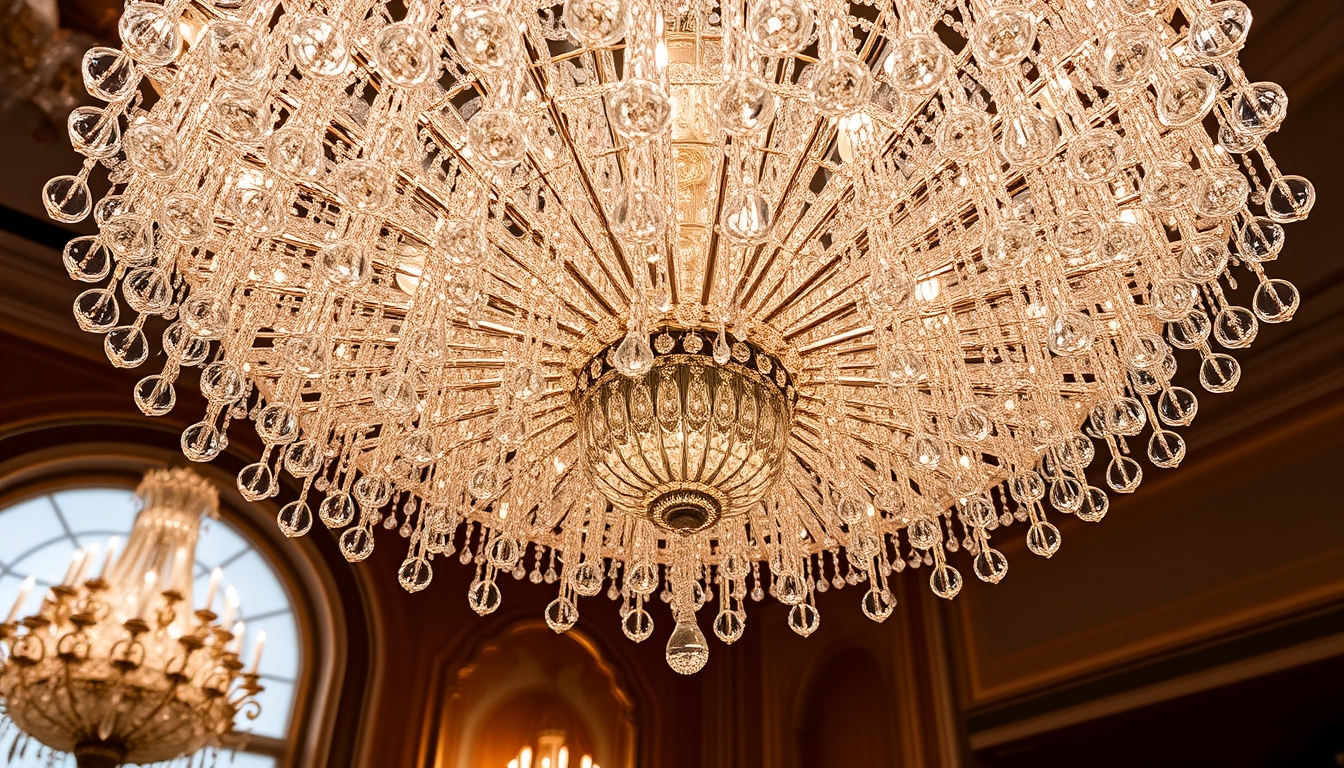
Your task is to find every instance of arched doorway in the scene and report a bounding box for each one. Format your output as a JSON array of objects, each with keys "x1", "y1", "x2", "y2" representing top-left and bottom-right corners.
[
  {"x1": 431, "y1": 622, "x2": 636, "y2": 768},
  {"x1": 797, "y1": 646, "x2": 900, "y2": 768}
]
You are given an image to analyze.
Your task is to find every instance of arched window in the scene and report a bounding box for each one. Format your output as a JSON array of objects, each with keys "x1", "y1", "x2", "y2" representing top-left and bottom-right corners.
[{"x1": 0, "y1": 486, "x2": 301, "y2": 767}]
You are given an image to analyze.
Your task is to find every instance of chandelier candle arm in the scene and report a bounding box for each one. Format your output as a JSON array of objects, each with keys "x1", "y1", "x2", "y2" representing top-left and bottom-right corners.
[{"x1": 40, "y1": 0, "x2": 1312, "y2": 674}]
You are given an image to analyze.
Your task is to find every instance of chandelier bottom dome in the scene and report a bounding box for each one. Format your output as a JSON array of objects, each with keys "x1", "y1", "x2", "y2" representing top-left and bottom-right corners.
[{"x1": 574, "y1": 328, "x2": 796, "y2": 533}]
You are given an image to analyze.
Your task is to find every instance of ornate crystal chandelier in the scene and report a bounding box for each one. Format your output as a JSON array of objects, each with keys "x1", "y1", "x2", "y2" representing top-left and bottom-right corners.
[
  {"x1": 42, "y1": 0, "x2": 1312, "y2": 674},
  {"x1": 0, "y1": 470, "x2": 263, "y2": 767}
]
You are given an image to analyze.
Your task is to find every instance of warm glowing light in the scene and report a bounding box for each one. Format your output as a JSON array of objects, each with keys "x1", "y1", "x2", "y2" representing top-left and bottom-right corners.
[
  {"x1": 915, "y1": 277, "x2": 941, "y2": 303},
  {"x1": 836, "y1": 112, "x2": 875, "y2": 163}
]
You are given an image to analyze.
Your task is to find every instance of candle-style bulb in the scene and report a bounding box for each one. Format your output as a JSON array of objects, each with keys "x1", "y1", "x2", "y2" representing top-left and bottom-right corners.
[
  {"x1": 249, "y1": 629, "x2": 267, "y2": 674},
  {"x1": 99, "y1": 536, "x2": 121, "y2": 580},
  {"x1": 61, "y1": 548, "x2": 86, "y2": 586},
  {"x1": 135, "y1": 571, "x2": 159, "y2": 620},
  {"x1": 221, "y1": 585, "x2": 239, "y2": 628},
  {"x1": 76, "y1": 543, "x2": 99, "y2": 584},
  {"x1": 203, "y1": 567, "x2": 222, "y2": 612},
  {"x1": 6, "y1": 575, "x2": 36, "y2": 623},
  {"x1": 171, "y1": 547, "x2": 188, "y2": 591}
]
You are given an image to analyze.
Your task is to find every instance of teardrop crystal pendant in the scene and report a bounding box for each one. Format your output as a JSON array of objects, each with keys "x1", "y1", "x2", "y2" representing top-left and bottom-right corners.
[
  {"x1": 278, "y1": 501, "x2": 314, "y2": 537},
  {"x1": 545, "y1": 597, "x2": 579, "y2": 632},
  {"x1": 748, "y1": 0, "x2": 814, "y2": 56},
  {"x1": 612, "y1": 330, "x2": 654, "y2": 377},
  {"x1": 666, "y1": 618, "x2": 709, "y2": 674},
  {"x1": 398, "y1": 557, "x2": 433, "y2": 592},
  {"x1": 43, "y1": 176, "x2": 92, "y2": 223},
  {"x1": 563, "y1": 0, "x2": 626, "y2": 47},
  {"x1": 929, "y1": 564, "x2": 963, "y2": 599},
  {"x1": 623, "y1": 608, "x2": 654, "y2": 642},
  {"x1": 607, "y1": 79, "x2": 672, "y2": 139},
  {"x1": 133, "y1": 374, "x2": 176, "y2": 416},
  {"x1": 119, "y1": 3, "x2": 181, "y2": 65}
]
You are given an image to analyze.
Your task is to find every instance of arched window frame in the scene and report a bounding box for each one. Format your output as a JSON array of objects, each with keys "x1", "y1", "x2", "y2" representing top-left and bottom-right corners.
[{"x1": 0, "y1": 447, "x2": 350, "y2": 768}]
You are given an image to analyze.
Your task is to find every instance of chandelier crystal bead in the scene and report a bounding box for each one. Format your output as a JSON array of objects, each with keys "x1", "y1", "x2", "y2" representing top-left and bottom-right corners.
[{"x1": 41, "y1": 0, "x2": 1313, "y2": 675}]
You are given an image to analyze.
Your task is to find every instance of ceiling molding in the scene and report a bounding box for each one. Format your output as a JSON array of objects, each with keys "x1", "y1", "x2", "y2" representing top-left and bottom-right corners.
[{"x1": 968, "y1": 617, "x2": 1344, "y2": 749}]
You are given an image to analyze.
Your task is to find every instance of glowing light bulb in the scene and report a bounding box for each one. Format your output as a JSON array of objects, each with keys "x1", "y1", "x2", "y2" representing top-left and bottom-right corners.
[{"x1": 915, "y1": 277, "x2": 941, "y2": 302}]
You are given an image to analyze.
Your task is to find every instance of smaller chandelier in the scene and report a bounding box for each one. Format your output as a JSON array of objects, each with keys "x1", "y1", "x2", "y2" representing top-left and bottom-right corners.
[
  {"x1": 0, "y1": 469, "x2": 263, "y2": 768},
  {"x1": 510, "y1": 729, "x2": 597, "y2": 768}
]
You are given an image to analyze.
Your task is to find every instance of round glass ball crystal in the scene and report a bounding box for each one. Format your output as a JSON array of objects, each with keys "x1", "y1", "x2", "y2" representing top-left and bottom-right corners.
[{"x1": 40, "y1": 0, "x2": 1313, "y2": 676}]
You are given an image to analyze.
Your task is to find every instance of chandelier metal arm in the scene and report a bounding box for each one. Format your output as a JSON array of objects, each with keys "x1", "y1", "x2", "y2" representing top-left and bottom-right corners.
[
  {"x1": 526, "y1": 40, "x2": 640, "y2": 295},
  {"x1": 416, "y1": 99, "x2": 632, "y2": 320}
]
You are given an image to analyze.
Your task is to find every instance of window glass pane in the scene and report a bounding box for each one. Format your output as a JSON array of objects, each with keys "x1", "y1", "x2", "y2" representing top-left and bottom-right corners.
[
  {"x1": 196, "y1": 516, "x2": 251, "y2": 569},
  {"x1": 221, "y1": 751, "x2": 278, "y2": 768},
  {"x1": 223, "y1": 550, "x2": 291, "y2": 618},
  {"x1": 0, "y1": 573, "x2": 39, "y2": 623},
  {"x1": 52, "y1": 488, "x2": 138, "y2": 538},
  {"x1": 0, "y1": 496, "x2": 59, "y2": 566},
  {"x1": 14, "y1": 538, "x2": 78, "y2": 588}
]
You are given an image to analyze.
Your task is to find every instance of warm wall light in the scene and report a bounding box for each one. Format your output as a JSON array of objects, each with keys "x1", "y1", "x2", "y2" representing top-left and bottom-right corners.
[{"x1": 512, "y1": 731, "x2": 589, "y2": 768}]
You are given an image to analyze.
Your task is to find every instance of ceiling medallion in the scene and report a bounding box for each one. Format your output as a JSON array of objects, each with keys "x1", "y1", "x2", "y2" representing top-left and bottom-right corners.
[{"x1": 40, "y1": 0, "x2": 1311, "y2": 675}]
